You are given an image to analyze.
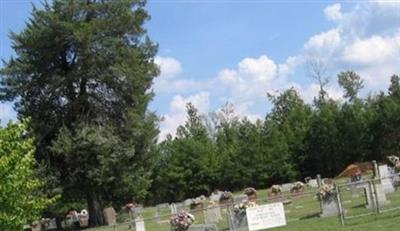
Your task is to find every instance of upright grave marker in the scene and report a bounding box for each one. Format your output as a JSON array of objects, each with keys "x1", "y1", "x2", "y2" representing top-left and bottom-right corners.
[
  {"x1": 379, "y1": 165, "x2": 395, "y2": 194},
  {"x1": 246, "y1": 203, "x2": 286, "y2": 231},
  {"x1": 135, "y1": 217, "x2": 146, "y2": 231}
]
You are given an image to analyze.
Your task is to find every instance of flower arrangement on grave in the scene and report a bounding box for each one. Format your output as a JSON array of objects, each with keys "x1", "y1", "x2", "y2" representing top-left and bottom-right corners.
[
  {"x1": 233, "y1": 199, "x2": 257, "y2": 211},
  {"x1": 290, "y1": 181, "x2": 305, "y2": 193},
  {"x1": 190, "y1": 196, "x2": 205, "y2": 210},
  {"x1": 219, "y1": 191, "x2": 233, "y2": 204},
  {"x1": 170, "y1": 211, "x2": 195, "y2": 231},
  {"x1": 244, "y1": 187, "x2": 257, "y2": 201},
  {"x1": 317, "y1": 182, "x2": 336, "y2": 202},
  {"x1": 243, "y1": 187, "x2": 257, "y2": 196},
  {"x1": 387, "y1": 155, "x2": 400, "y2": 173},
  {"x1": 271, "y1": 185, "x2": 282, "y2": 195}
]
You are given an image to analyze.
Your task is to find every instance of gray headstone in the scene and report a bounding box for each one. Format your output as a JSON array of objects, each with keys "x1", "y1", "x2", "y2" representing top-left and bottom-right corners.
[
  {"x1": 364, "y1": 183, "x2": 390, "y2": 209},
  {"x1": 103, "y1": 207, "x2": 116, "y2": 225},
  {"x1": 320, "y1": 198, "x2": 339, "y2": 217},
  {"x1": 184, "y1": 198, "x2": 193, "y2": 206},
  {"x1": 281, "y1": 183, "x2": 294, "y2": 192},
  {"x1": 379, "y1": 165, "x2": 395, "y2": 194},
  {"x1": 204, "y1": 205, "x2": 222, "y2": 224},
  {"x1": 233, "y1": 194, "x2": 248, "y2": 204},
  {"x1": 228, "y1": 210, "x2": 247, "y2": 230}
]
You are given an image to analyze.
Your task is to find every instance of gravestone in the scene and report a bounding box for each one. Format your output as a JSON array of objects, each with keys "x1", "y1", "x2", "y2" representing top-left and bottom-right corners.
[
  {"x1": 209, "y1": 191, "x2": 223, "y2": 202},
  {"x1": 246, "y1": 203, "x2": 287, "y2": 230},
  {"x1": 233, "y1": 194, "x2": 248, "y2": 204},
  {"x1": 281, "y1": 183, "x2": 294, "y2": 192},
  {"x1": 184, "y1": 198, "x2": 193, "y2": 207},
  {"x1": 379, "y1": 165, "x2": 395, "y2": 194},
  {"x1": 364, "y1": 183, "x2": 390, "y2": 209},
  {"x1": 228, "y1": 209, "x2": 247, "y2": 231},
  {"x1": 204, "y1": 205, "x2": 222, "y2": 224},
  {"x1": 135, "y1": 217, "x2": 146, "y2": 231},
  {"x1": 170, "y1": 203, "x2": 177, "y2": 214},
  {"x1": 103, "y1": 207, "x2": 116, "y2": 225},
  {"x1": 307, "y1": 179, "x2": 318, "y2": 188},
  {"x1": 320, "y1": 198, "x2": 339, "y2": 217}
]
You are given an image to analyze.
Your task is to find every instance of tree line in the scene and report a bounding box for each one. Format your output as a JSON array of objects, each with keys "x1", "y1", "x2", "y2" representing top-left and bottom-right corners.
[
  {"x1": 149, "y1": 73, "x2": 400, "y2": 204},
  {"x1": 1, "y1": 0, "x2": 400, "y2": 228}
]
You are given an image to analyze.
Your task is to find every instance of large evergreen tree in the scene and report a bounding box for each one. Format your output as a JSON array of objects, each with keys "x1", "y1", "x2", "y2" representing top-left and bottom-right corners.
[{"x1": 0, "y1": 0, "x2": 159, "y2": 226}]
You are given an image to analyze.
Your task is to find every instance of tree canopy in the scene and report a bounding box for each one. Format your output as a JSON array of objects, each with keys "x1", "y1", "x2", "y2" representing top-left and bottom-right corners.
[
  {"x1": 0, "y1": 0, "x2": 159, "y2": 226},
  {"x1": 0, "y1": 120, "x2": 56, "y2": 230}
]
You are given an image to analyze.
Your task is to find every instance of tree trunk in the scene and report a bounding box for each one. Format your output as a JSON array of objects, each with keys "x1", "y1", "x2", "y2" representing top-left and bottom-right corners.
[{"x1": 87, "y1": 190, "x2": 105, "y2": 227}]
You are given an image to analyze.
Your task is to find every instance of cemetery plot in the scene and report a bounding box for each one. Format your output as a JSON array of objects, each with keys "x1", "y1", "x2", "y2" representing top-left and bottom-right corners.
[
  {"x1": 377, "y1": 174, "x2": 400, "y2": 214},
  {"x1": 337, "y1": 182, "x2": 374, "y2": 220}
]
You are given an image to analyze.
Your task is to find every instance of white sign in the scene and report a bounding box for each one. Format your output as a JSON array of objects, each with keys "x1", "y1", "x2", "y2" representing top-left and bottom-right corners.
[{"x1": 246, "y1": 202, "x2": 286, "y2": 231}]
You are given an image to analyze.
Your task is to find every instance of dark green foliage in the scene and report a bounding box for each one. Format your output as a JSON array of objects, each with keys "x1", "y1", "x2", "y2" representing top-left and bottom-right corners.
[
  {"x1": 151, "y1": 72, "x2": 400, "y2": 203},
  {"x1": 1, "y1": 0, "x2": 158, "y2": 226}
]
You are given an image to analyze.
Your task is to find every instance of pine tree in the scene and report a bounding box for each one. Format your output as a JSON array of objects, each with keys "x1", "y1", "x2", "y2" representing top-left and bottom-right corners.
[{"x1": 0, "y1": 0, "x2": 159, "y2": 226}]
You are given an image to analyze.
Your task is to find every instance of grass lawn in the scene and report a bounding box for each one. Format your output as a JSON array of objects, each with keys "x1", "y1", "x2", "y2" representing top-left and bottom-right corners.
[{"x1": 87, "y1": 183, "x2": 400, "y2": 231}]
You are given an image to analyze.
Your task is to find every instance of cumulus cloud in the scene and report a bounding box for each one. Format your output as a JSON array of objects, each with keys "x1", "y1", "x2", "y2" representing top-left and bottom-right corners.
[
  {"x1": 342, "y1": 34, "x2": 400, "y2": 64},
  {"x1": 238, "y1": 55, "x2": 277, "y2": 81},
  {"x1": 156, "y1": 1, "x2": 400, "y2": 140},
  {"x1": 324, "y1": 3, "x2": 343, "y2": 21},
  {"x1": 304, "y1": 29, "x2": 341, "y2": 55},
  {"x1": 155, "y1": 56, "x2": 182, "y2": 79}
]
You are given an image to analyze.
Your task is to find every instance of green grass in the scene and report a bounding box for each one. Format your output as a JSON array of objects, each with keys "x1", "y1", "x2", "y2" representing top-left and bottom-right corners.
[{"x1": 87, "y1": 185, "x2": 400, "y2": 231}]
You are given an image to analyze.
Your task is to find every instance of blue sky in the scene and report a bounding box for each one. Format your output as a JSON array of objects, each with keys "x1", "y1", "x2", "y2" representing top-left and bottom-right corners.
[{"x1": 1, "y1": 0, "x2": 400, "y2": 139}]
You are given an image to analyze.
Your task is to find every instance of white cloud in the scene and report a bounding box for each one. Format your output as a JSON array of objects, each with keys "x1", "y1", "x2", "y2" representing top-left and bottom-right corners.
[
  {"x1": 342, "y1": 34, "x2": 400, "y2": 64},
  {"x1": 154, "y1": 1, "x2": 400, "y2": 141},
  {"x1": 324, "y1": 3, "x2": 343, "y2": 21},
  {"x1": 238, "y1": 55, "x2": 277, "y2": 81},
  {"x1": 304, "y1": 29, "x2": 341, "y2": 55},
  {"x1": 159, "y1": 92, "x2": 210, "y2": 140},
  {"x1": 155, "y1": 56, "x2": 182, "y2": 79},
  {"x1": 372, "y1": 0, "x2": 400, "y2": 8}
]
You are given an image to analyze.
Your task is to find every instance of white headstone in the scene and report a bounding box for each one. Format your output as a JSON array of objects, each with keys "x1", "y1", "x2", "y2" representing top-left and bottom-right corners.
[
  {"x1": 379, "y1": 165, "x2": 395, "y2": 194},
  {"x1": 135, "y1": 218, "x2": 146, "y2": 231},
  {"x1": 281, "y1": 183, "x2": 294, "y2": 192},
  {"x1": 170, "y1": 203, "x2": 177, "y2": 214},
  {"x1": 209, "y1": 191, "x2": 222, "y2": 202},
  {"x1": 364, "y1": 184, "x2": 390, "y2": 209},
  {"x1": 246, "y1": 203, "x2": 287, "y2": 231},
  {"x1": 307, "y1": 179, "x2": 318, "y2": 188}
]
